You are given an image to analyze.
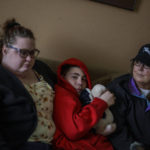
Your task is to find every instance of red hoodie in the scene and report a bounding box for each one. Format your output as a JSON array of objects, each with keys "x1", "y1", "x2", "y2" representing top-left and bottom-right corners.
[{"x1": 53, "y1": 58, "x2": 113, "y2": 150}]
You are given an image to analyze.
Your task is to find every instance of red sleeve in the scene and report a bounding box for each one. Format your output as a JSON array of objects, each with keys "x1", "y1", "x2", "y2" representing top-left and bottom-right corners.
[{"x1": 53, "y1": 85, "x2": 108, "y2": 140}]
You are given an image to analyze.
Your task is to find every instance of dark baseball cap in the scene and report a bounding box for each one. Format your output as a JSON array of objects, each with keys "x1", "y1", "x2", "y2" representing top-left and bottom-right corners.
[{"x1": 132, "y1": 44, "x2": 150, "y2": 67}]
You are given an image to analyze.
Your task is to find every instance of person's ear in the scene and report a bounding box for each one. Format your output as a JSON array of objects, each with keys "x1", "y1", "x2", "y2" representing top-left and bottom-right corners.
[{"x1": 2, "y1": 45, "x2": 8, "y2": 55}]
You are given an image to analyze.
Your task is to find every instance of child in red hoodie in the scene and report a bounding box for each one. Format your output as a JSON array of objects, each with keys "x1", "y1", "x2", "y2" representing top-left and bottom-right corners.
[{"x1": 53, "y1": 58, "x2": 115, "y2": 150}]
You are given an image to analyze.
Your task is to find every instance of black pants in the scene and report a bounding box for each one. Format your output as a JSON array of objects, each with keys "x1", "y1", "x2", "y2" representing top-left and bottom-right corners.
[{"x1": 19, "y1": 142, "x2": 53, "y2": 150}]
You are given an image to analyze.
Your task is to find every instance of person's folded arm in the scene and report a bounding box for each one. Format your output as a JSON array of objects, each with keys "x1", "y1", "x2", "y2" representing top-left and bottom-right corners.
[{"x1": 54, "y1": 86, "x2": 108, "y2": 141}]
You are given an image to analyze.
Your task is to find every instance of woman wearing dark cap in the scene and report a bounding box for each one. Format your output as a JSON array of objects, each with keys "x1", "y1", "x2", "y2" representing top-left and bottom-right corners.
[
  {"x1": 0, "y1": 18, "x2": 56, "y2": 150},
  {"x1": 107, "y1": 44, "x2": 150, "y2": 150}
]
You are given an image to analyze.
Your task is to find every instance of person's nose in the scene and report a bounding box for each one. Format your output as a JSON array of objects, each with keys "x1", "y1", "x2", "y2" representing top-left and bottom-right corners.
[
  {"x1": 25, "y1": 54, "x2": 32, "y2": 61},
  {"x1": 138, "y1": 64, "x2": 144, "y2": 71},
  {"x1": 77, "y1": 77, "x2": 82, "y2": 85}
]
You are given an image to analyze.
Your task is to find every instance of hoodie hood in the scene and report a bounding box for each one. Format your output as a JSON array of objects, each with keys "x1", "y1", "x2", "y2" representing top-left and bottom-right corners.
[{"x1": 57, "y1": 58, "x2": 92, "y2": 94}]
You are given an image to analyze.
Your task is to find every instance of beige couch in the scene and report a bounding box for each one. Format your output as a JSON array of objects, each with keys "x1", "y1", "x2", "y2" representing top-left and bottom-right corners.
[{"x1": 39, "y1": 58, "x2": 122, "y2": 86}]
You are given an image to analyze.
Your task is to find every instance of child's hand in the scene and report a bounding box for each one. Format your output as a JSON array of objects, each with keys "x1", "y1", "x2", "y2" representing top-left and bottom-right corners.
[{"x1": 100, "y1": 90, "x2": 115, "y2": 107}]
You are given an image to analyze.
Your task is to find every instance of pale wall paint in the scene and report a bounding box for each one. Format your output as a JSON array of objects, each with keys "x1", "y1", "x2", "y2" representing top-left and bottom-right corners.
[{"x1": 0, "y1": 0, "x2": 149, "y2": 77}]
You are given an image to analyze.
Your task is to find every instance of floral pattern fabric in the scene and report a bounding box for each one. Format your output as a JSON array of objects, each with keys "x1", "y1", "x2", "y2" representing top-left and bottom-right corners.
[{"x1": 24, "y1": 73, "x2": 55, "y2": 144}]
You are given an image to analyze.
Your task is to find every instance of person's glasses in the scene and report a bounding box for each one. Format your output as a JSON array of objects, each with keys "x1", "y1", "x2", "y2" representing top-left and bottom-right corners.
[
  {"x1": 134, "y1": 61, "x2": 150, "y2": 70},
  {"x1": 7, "y1": 44, "x2": 40, "y2": 58}
]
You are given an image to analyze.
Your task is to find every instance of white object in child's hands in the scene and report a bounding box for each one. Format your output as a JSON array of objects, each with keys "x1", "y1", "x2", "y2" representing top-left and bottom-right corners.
[{"x1": 91, "y1": 84, "x2": 116, "y2": 136}]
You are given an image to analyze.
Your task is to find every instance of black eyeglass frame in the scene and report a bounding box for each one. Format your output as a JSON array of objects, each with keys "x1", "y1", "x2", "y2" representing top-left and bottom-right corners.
[
  {"x1": 134, "y1": 61, "x2": 150, "y2": 70},
  {"x1": 7, "y1": 44, "x2": 40, "y2": 58}
]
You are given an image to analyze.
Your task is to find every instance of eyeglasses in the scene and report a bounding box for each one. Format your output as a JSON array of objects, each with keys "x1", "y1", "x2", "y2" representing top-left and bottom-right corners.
[
  {"x1": 7, "y1": 44, "x2": 40, "y2": 58},
  {"x1": 134, "y1": 61, "x2": 150, "y2": 70}
]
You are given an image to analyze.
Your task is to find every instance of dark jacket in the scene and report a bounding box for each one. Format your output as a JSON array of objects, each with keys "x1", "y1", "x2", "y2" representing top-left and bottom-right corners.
[
  {"x1": 107, "y1": 74, "x2": 150, "y2": 150},
  {"x1": 33, "y1": 59, "x2": 57, "y2": 89},
  {"x1": 0, "y1": 59, "x2": 56, "y2": 150}
]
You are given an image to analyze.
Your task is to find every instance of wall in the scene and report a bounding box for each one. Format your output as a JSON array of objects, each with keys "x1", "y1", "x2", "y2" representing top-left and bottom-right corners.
[{"x1": 0, "y1": 0, "x2": 150, "y2": 78}]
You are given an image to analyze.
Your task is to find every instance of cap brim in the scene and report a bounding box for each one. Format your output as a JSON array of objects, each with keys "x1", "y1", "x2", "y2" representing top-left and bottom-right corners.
[{"x1": 132, "y1": 54, "x2": 150, "y2": 67}]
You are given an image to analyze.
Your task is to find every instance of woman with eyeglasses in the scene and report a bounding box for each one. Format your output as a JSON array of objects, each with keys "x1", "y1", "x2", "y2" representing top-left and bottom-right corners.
[
  {"x1": 0, "y1": 18, "x2": 57, "y2": 150},
  {"x1": 107, "y1": 44, "x2": 150, "y2": 150}
]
